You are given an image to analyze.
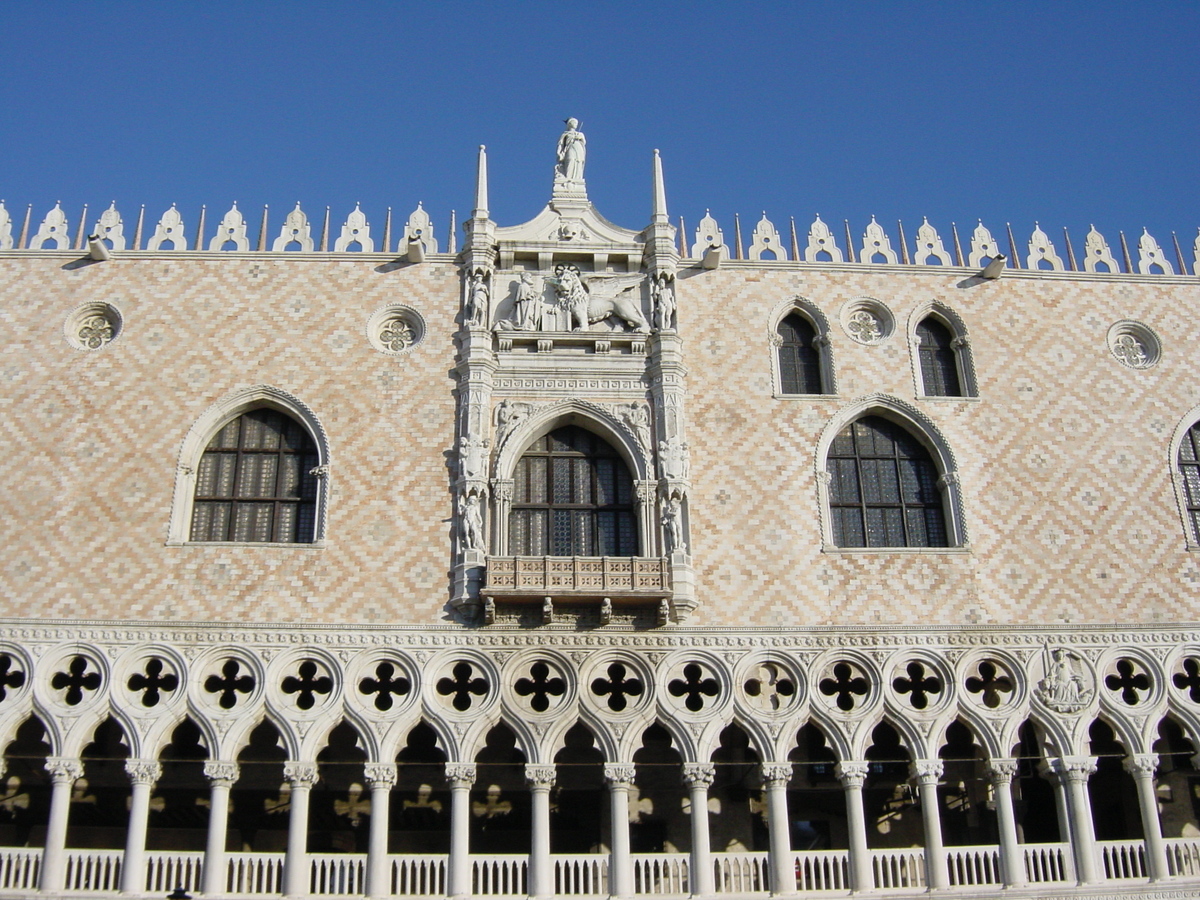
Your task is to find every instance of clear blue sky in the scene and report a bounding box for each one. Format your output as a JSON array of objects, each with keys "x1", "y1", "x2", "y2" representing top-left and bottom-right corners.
[{"x1": 2, "y1": 2, "x2": 1196, "y2": 256}]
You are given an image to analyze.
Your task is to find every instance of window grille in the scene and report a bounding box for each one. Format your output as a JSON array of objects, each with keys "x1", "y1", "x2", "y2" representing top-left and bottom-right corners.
[
  {"x1": 1179, "y1": 423, "x2": 1200, "y2": 544},
  {"x1": 190, "y1": 409, "x2": 319, "y2": 543},
  {"x1": 511, "y1": 426, "x2": 637, "y2": 556},
  {"x1": 777, "y1": 313, "x2": 824, "y2": 394},
  {"x1": 916, "y1": 318, "x2": 962, "y2": 397},
  {"x1": 828, "y1": 416, "x2": 947, "y2": 548}
]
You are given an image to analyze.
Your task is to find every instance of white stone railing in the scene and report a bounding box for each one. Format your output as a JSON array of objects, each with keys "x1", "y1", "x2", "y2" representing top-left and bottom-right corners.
[
  {"x1": 870, "y1": 847, "x2": 926, "y2": 891},
  {"x1": 309, "y1": 852, "x2": 366, "y2": 895},
  {"x1": 1166, "y1": 836, "x2": 1200, "y2": 878},
  {"x1": 225, "y1": 850, "x2": 285, "y2": 895},
  {"x1": 0, "y1": 846, "x2": 42, "y2": 891},
  {"x1": 712, "y1": 851, "x2": 768, "y2": 892},
  {"x1": 945, "y1": 844, "x2": 1001, "y2": 887},
  {"x1": 1099, "y1": 839, "x2": 1147, "y2": 880},
  {"x1": 145, "y1": 849, "x2": 204, "y2": 893},
  {"x1": 389, "y1": 853, "x2": 448, "y2": 895},
  {"x1": 63, "y1": 849, "x2": 122, "y2": 892},
  {"x1": 632, "y1": 852, "x2": 689, "y2": 894},
  {"x1": 1023, "y1": 841, "x2": 1073, "y2": 883},
  {"x1": 554, "y1": 853, "x2": 608, "y2": 894},
  {"x1": 472, "y1": 853, "x2": 528, "y2": 896},
  {"x1": 485, "y1": 556, "x2": 671, "y2": 598},
  {"x1": 793, "y1": 849, "x2": 850, "y2": 892}
]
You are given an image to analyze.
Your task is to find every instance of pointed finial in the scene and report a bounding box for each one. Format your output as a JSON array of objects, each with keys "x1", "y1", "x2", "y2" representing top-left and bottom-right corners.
[
  {"x1": 473, "y1": 144, "x2": 489, "y2": 219},
  {"x1": 651, "y1": 148, "x2": 668, "y2": 224}
]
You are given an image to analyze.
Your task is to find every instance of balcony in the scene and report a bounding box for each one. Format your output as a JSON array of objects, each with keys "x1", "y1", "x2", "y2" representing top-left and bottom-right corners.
[{"x1": 484, "y1": 556, "x2": 671, "y2": 604}]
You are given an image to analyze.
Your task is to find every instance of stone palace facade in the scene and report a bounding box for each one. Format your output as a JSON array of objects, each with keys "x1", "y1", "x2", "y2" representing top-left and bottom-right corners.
[{"x1": 2, "y1": 121, "x2": 1200, "y2": 900}]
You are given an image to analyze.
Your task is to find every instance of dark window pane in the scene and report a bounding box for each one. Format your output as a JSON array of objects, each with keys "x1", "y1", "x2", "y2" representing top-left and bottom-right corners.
[
  {"x1": 776, "y1": 314, "x2": 824, "y2": 394},
  {"x1": 917, "y1": 318, "x2": 962, "y2": 396},
  {"x1": 552, "y1": 458, "x2": 572, "y2": 504}
]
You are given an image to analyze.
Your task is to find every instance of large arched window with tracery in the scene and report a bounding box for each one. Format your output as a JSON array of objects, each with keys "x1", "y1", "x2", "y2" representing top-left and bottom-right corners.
[
  {"x1": 190, "y1": 408, "x2": 320, "y2": 543},
  {"x1": 827, "y1": 415, "x2": 947, "y2": 548},
  {"x1": 1178, "y1": 423, "x2": 1200, "y2": 543},
  {"x1": 510, "y1": 426, "x2": 637, "y2": 556},
  {"x1": 776, "y1": 312, "x2": 825, "y2": 395}
]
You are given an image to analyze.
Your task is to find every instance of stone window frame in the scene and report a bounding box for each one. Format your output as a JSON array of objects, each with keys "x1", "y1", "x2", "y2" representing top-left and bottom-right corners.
[
  {"x1": 814, "y1": 394, "x2": 969, "y2": 553},
  {"x1": 767, "y1": 297, "x2": 837, "y2": 399},
  {"x1": 166, "y1": 385, "x2": 331, "y2": 548},
  {"x1": 906, "y1": 302, "x2": 979, "y2": 401},
  {"x1": 1169, "y1": 405, "x2": 1200, "y2": 551}
]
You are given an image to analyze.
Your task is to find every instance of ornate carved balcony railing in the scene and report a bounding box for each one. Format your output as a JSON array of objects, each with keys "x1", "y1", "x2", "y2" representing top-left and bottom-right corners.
[{"x1": 484, "y1": 556, "x2": 671, "y2": 603}]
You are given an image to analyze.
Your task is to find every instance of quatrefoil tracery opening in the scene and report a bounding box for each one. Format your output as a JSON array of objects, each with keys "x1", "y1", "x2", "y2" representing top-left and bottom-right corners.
[
  {"x1": 436, "y1": 662, "x2": 488, "y2": 711},
  {"x1": 590, "y1": 662, "x2": 644, "y2": 712},
  {"x1": 127, "y1": 659, "x2": 179, "y2": 708},
  {"x1": 744, "y1": 663, "x2": 796, "y2": 711},
  {"x1": 1105, "y1": 658, "x2": 1151, "y2": 706},
  {"x1": 281, "y1": 660, "x2": 334, "y2": 710},
  {"x1": 668, "y1": 663, "x2": 720, "y2": 712},
  {"x1": 359, "y1": 662, "x2": 412, "y2": 711},
  {"x1": 514, "y1": 662, "x2": 566, "y2": 713},
  {"x1": 0, "y1": 654, "x2": 26, "y2": 702},
  {"x1": 204, "y1": 659, "x2": 255, "y2": 709},
  {"x1": 1173, "y1": 658, "x2": 1200, "y2": 703},
  {"x1": 965, "y1": 660, "x2": 1014, "y2": 709},
  {"x1": 50, "y1": 656, "x2": 102, "y2": 706},
  {"x1": 893, "y1": 662, "x2": 942, "y2": 710},
  {"x1": 819, "y1": 662, "x2": 869, "y2": 712}
]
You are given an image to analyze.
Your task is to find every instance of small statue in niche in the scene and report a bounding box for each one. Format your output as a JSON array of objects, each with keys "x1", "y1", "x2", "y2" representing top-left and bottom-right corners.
[
  {"x1": 653, "y1": 276, "x2": 677, "y2": 331},
  {"x1": 458, "y1": 436, "x2": 490, "y2": 480},
  {"x1": 658, "y1": 439, "x2": 690, "y2": 480},
  {"x1": 459, "y1": 493, "x2": 486, "y2": 552},
  {"x1": 662, "y1": 496, "x2": 686, "y2": 553},
  {"x1": 495, "y1": 400, "x2": 534, "y2": 446},
  {"x1": 619, "y1": 402, "x2": 651, "y2": 455},
  {"x1": 555, "y1": 118, "x2": 586, "y2": 185},
  {"x1": 465, "y1": 271, "x2": 489, "y2": 327},
  {"x1": 503, "y1": 271, "x2": 543, "y2": 331},
  {"x1": 1035, "y1": 645, "x2": 1091, "y2": 713}
]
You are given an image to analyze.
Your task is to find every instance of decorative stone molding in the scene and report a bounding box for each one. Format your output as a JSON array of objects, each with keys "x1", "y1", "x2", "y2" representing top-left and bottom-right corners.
[
  {"x1": 681, "y1": 762, "x2": 715, "y2": 789},
  {"x1": 860, "y1": 216, "x2": 898, "y2": 265},
  {"x1": 691, "y1": 211, "x2": 725, "y2": 258},
  {"x1": 748, "y1": 213, "x2": 786, "y2": 260},
  {"x1": 0, "y1": 201, "x2": 13, "y2": 250},
  {"x1": 1084, "y1": 225, "x2": 1121, "y2": 273},
  {"x1": 1026, "y1": 223, "x2": 1064, "y2": 270},
  {"x1": 840, "y1": 298, "x2": 893, "y2": 345},
  {"x1": 968, "y1": 221, "x2": 1002, "y2": 269},
  {"x1": 1138, "y1": 228, "x2": 1174, "y2": 275},
  {"x1": 912, "y1": 218, "x2": 952, "y2": 266},
  {"x1": 29, "y1": 202, "x2": 71, "y2": 250},
  {"x1": 334, "y1": 203, "x2": 374, "y2": 252},
  {"x1": 404, "y1": 202, "x2": 438, "y2": 255},
  {"x1": 146, "y1": 204, "x2": 188, "y2": 251},
  {"x1": 803, "y1": 215, "x2": 843, "y2": 263},
  {"x1": 1107, "y1": 320, "x2": 1161, "y2": 370},
  {"x1": 64, "y1": 302, "x2": 122, "y2": 352},
  {"x1": 209, "y1": 202, "x2": 249, "y2": 251},
  {"x1": 92, "y1": 202, "x2": 125, "y2": 250},
  {"x1": 272, "y1": 203, "x2": 315, "y2": 252}
]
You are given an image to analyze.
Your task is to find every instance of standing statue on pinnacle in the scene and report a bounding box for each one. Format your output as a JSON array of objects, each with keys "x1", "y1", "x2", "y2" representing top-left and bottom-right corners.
[{"x1": 556, "y1": 118, "x2": 586, "y2": 185}]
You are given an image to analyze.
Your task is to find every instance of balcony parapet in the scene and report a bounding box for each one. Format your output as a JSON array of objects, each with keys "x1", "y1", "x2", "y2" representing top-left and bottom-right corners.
[{"x1": 484, "y1": 555, "x2": 671, "y2": 604}]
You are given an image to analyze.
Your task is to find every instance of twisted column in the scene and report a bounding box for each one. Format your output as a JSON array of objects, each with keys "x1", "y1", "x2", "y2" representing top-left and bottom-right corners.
[
  {"x1": 40, "y1": 757, "x2": 84, "y2": 892},
  {"x1": 835, "y1": 762, "x2": 872, "y2": 892},
  {"x1": 911, "y1": 760, "x2": 948, "y2": 890},
  {"x1": 682, "y1": 763, "x2": 715, "y2": 896},
  {"x1": 364, "y1": 763, "x2": 397, "y2": 897},
  {"x1": 1125, "y1": 753, "x2": 1168, "y2": 881},
  {"x1": 604, "y1": 764, "x2": 636, "y2": 899},
  {"x1": 985, "y1": 758, "x2": 1025, "y2": 888},
  {"x1": 121, "y1": 759, "x2": 163, "y2": 893},
  {"x1": 446, "y1": 763, "x2": 476, "y2": 899},
  {"x1": 202, "y1": 760, "x2": 239, "y2": 895},
  {"x1": 283, "y1": 762, "x2": 319, "y2": 896},
  {"x1": 762, "y1": 763, "x2": 796, "y2": 895}
]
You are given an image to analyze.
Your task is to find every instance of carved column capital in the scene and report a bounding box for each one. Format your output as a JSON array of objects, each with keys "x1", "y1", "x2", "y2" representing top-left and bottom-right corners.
[
  {"x1": 45, "y1": 757, "x2": 84, "y2": 784},
  {"x1": 910, "y1": 759, "x2": 943, "y2": 784},
  {"x1": 203, "y1": 760, "x2": 240, "y2": 788},
  {"x1": 283, "y1": 761, "x2": 319, "y2": 788},
  {"x1": 835, "y1": 761, "x2": 869, "y2": 788},
  {"x1": 125, "y1": 758, "x2": 163, "y2": 786},
  {"x1": 1124, "y1": 753, "x2": 1159, "y2": 778},
  {"x1": 604, "y1": 763, "x2": 637, "y2": 787},
  {"x1": 1053, "y1": 756, "x2": 1097, "y2": 783},
  {"x1": 985, "y1": 757, "x2": 1019, "y2": 784},
  {"x1": 761, "y1": 763, "x2": 793, "y2": 788},
  {"x1": 681, "y1": 762, "x2": 715, "y2": 789},
  {"x1": 524, "y1": 764, "x2": 557, "y2": 790},
  {"x1": 937, "y1": 471, "x2": 959, "y2": 491},
  {"x1": 492, "y1": 479, "x2": 514, "y2": 503},
  {"x1": 364, "y1": 763, "x2": 398, "y2": 789},
  {"x1": 445, "y1": 763, "x2": 477, "y2": 788}
]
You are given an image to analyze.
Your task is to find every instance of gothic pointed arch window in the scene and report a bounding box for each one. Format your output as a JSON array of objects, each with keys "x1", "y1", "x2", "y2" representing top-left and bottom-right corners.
[
  {"x1": 915, "y1": 316, "x2": 963, "y2": 397},
  {"x1": 1178, "y1": 422, "x2": 1200, "y2": 545},
  {"x1": 827, "y1": 415, "x2": 948, "y2": 548},
  {"x1": 190, "y1": 408, "x2": 320, "y2": 543},
  {"x1": 775, "y1": 312, "x2": 829, "y2": 395},
  {"x1": 510, "y1": 426, "x2": 637, "y2": 556}
]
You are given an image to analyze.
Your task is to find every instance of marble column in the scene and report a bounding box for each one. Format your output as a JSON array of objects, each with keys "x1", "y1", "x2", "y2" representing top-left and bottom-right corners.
[
  {"x1": 761, "y1": 763, "x2": 796, "y2": 895},
  {"x1": 446, "y1": 763, "x2": 476, "y2": 900},
  {"x1": 120, "y1": 759, "x2": 163, "y2": 894},
  {"x1": 364, "y1": 763, "x2": 397, "y2": 898},
  {"x1": 835, "y1": 762, "x2": 873, "y2": 893},
  {"x1": 202, "y1": 760, "x2": 239, "y2": 895},
  {"x1": 911, "y1": 760, "x2": 948, "y2": 890},
  {"x1": 283, "y1": 761, "x2": 319, "y2": 897},
  {"x1": 682, "y1": 763, "x2": 715, "y2": 896},
  {"x1": 1055, "y1": 757, "x2": 1100, "y2": 884},
  {"x1": 1125, "y1": 753, "x2": 1168, "y2": 881},
  {"x1": 985, "y1": 758, "x2": 1026, "y2": 888},
  {"x1": 40, "y1": 757, "x2": 84, "y2": 892},
  {"x1": 604, "y1": 763, "x2": 636, "y2": 899},
  {"x1": 526, "y1": 764, "x2": 557, "y2": 899}
]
